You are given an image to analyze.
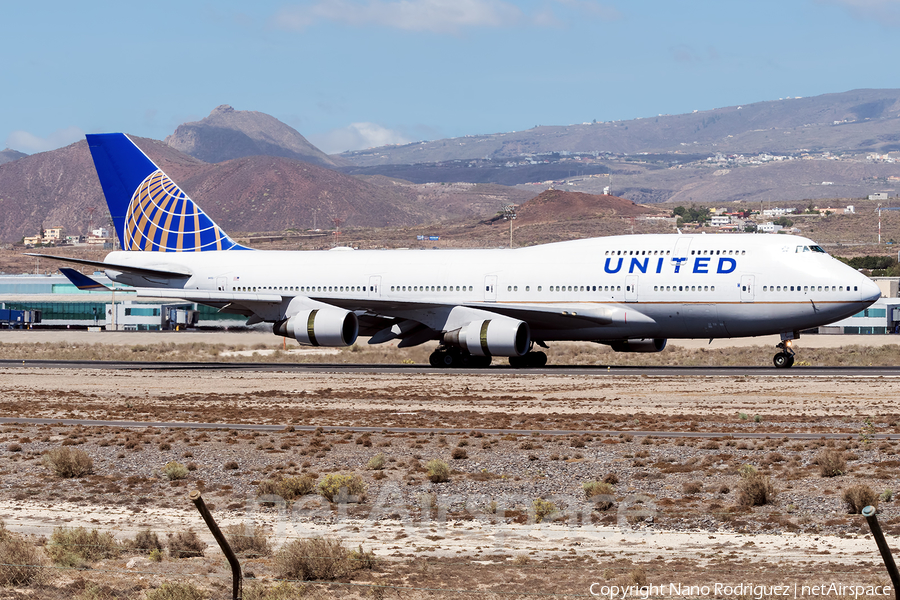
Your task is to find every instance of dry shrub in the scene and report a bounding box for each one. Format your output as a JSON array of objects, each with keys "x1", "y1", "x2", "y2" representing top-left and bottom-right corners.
[
  {"x1": 127, "y1": 529, "x2": 163, "y2": 553},
  {"x1": 0, "y1": 521, "x2": 47, "y2": 586},
  {"x1": 162, "y1": 461, "x2": 188, "y2": 481},
  {"x1": 817, "y1": 449, "x2": 847, "y2": 477},
  {"x1": 275, "y1": 537, "x2": 351, "y2": 581},
  {"x1": 451, "y1": 447, "x2": 468, "y2": 459},
  {"x1": 167, "y1": 530, "x2": 205, "y2": 559},
  {"x1": 682, "y1": 481, "x2": 703, "y2": 495},
  {"x1": 583, "y1": 481, "x2": 616, "y2": 510},
  {"x1": 367, "y1": 453, "x2": 386, "y2": 470},
  {"x1": 532, "y1": 498, "x2": 558, "y2": 523},
  {"x1": 42, "y1": 447, "x2": 93, "y2": 478},
  {"x1": 144, "y1": 582, "x2": 207, "y2": 600},
  {"x1": 256, "y1": 474, "x2": 316, "y2": 504},
  {"x1": 47, "y1": 527, "x2": 120, "y2": 566},
  {"x1": 736, "y1": 472, "x2": 776, "y2": 507},
  {"x1": 243, "y1": 581, "x2": 303, "y2": 600},
  {"x1": 317, "y1": 473, "x2": 366, "y2": 503},
  {"x1": 224, "y1": 523, "x2": 270, "y2": 557},
  {"x1": 426, "y1": 459, "x2": 450, "y2": 483},
  {"x1": 843, "y1": 484, "x2": 878, "y2": 514}
]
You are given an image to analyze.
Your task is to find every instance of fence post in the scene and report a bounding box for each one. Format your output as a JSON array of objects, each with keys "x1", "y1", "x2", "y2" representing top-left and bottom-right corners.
[
  {"x1": 862, "y1": 505, "x2": 900, "y2": 599},
  {"x1": 191, "y1": 490, "x2": 242, "y2": 600}
]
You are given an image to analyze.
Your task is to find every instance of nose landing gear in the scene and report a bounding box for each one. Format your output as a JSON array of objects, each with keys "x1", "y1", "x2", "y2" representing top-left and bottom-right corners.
[{"x1": 773, "y1": 340, "x2": 795, "y2": 368}]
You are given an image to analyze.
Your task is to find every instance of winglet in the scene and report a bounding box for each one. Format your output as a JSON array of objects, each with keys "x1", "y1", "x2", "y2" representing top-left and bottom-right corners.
[
  {"x1": 85, "y1": 133, "x2": 250, "y2": 252},
  {"x1": 59, "y1": 268, "x2": 110, "y2": 291}
]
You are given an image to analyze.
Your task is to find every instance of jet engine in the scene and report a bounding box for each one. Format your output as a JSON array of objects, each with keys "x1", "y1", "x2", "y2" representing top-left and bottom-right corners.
[
  {"x1": 274, "y1": 309, "x2": 359, "y2": 347},
  {"x1": 606, "y1": 338, "x2": 667, "y2": 353},
  {"x1": 443, "y1": 318, "x2": 530, "y2": 357}
]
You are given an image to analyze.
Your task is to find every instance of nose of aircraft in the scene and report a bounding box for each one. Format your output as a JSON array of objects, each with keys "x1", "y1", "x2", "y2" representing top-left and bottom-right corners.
[{"x1": 861, "y1": 276, "x2": 882, "y2": 302}]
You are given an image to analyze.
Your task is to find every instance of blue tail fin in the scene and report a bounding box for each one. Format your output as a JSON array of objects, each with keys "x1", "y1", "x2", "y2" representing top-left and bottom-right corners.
[{"x1": 86, "y1": 133, "x2": 250, "y2": 252}]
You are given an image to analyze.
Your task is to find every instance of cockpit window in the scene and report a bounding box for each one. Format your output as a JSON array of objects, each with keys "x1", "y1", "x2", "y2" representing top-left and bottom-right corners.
[
  {"x1": 809, "y1": 245, "x2": 826, "y2": 253},
  {"x1": 796, "y1": 245, "x2": 827, "y2": 254}
]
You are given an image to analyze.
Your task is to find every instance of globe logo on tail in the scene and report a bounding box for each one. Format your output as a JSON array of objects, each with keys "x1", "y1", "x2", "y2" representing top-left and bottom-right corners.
[{"x1": 124, "y1": 170, "x2": 245, "y2": 252}]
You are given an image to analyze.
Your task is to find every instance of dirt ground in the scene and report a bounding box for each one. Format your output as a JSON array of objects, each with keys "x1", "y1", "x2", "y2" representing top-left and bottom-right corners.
[{"x1": 1, "y1": 332, "x2": 900, "y2": 598}]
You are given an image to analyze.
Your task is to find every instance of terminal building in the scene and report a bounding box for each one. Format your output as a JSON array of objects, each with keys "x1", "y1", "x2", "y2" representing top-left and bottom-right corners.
[{"x1": 0, "y1": 273, "x2": 245, "y2": 330}]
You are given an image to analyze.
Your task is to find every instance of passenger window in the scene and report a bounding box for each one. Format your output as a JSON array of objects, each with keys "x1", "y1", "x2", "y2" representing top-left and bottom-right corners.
[
  {"x1": 711, "y1": 286, "x2": 715, "y2": 291},
  {"x1": 537, "y1": 286, "x2": 541, "y2": 291}
]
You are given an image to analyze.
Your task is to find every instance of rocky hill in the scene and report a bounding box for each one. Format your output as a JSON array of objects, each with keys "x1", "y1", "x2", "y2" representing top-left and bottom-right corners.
[
  {"x1": 165, "y1": 105, "x2": 340, "y2": 168},
  {"x1": 515, "y1": 189, "x2": 652, "y2": 225},
  {"x1": 0, "y1": 149, "x2": 27, "y2": 166}
]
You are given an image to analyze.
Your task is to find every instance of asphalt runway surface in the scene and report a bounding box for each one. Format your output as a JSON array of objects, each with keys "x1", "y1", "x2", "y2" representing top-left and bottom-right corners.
[{"x1": 4, "y1": 358, "x2": 900, "y2": 377}]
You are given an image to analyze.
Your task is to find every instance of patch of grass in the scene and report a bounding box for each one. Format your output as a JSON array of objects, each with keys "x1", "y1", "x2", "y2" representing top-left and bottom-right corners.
[
  {"x1": 817, "y1": 449, "x2": 847, "y2": 477},
  {"x1": 161, "y1": 461, "x2": 189, "y2": 481},
  {"x1": 224, "y1": 523, "x2": 270, "y2": 558},
  {"x1": 532, "y1": 498, "x2": 558, "y2": 523},
  {"x1": 0, "y1": 521, "x2": 47, "y2": 585},
  {"x1": 426, "y1": 459, "x2": 450, "y2": 483},
  {"x1": 843, "y1": 484, "x2": 878, "y2": 514},
  {"x1": 736, "y1": 472, "x2": 776, "y2": 507},
  {"x1": 317, "y1": 473, "x2": 366, "y2": 503},
  {"x1": 367, "y1": 453, "x2": 386, "y2": 470},
  {"x1": 42, "y1": 446, "x2": 93, "y2": 478},
  {"x1": 47, "y1": 526, "x2": 120, "y2": 565},
  {"x1": 144, "y1": 582, "x2": 207, "y2": 600},
  {"x1": 275, "y1": 537, "x2": 352, "y2": 581},
  {"x1": 127, "y1": 529, "x2": 163, "y2": 554},
  {"x1": 167, "y1": 530, "x2": 205, "y2": 559}
]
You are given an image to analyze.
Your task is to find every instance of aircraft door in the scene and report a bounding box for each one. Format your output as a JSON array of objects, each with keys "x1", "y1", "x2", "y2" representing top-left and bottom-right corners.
[
  {"x1": 740, "y1": 275, "x2": 754, "y2": 302},
  {"x1": 368, "y1": 276, "x2": 382, "y2": 298},
  {"x1": 216, "y1": 277, "x2": 227, "y2": 291},
  {"x1": 484, "y1": 275, "x2": 497, "y2": 302},
  {"x1": 625, "y1": 276, "x2": 638, "y2": 302}
]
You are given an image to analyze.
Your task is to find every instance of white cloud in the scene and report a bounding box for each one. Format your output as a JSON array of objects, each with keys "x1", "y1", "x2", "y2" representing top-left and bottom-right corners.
[
  {"x1": 310, "y1": 122, "x2": 414, "y2": 154},
  {"x1": 272, "y1": 0, "x2": 523, "y2": 34},
  {"x1": 5, "y1": 127, "x2": 85, "y2": 154},
  {"x1": 820, "y1": 0, "x2": 900, "y2": 26}
]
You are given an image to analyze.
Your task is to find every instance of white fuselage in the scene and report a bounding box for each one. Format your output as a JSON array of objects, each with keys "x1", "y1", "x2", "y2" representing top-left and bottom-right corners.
[{"x1": 104, "y1": 233, "x2": 881, "y2": 342}]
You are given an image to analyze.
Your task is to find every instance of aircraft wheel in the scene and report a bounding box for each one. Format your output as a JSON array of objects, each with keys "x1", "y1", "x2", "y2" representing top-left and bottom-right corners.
[
  {"x1": 785, "y1": 354, "x2": 795, "y2": 368},
  {"x1": 529, "y1": 351, "x2": 548, "y2": 367},
  {"x1": 467, "y1": 355, "x2": 492, "y2": 368},
  {"x1": 773, "y1": 352, "x2": 792, "y2": 368},
  {"x1": 508, "y1": 355, "x2": 527, "y2": 368},
  {"x1": 429, "y1": 351, "x2": 444, "y2": 368}
]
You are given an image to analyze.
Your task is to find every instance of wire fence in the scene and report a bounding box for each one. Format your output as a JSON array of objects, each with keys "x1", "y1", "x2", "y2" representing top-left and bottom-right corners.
[{"x1": 0, "y1": 513, "x2": 894, "y2": 600}]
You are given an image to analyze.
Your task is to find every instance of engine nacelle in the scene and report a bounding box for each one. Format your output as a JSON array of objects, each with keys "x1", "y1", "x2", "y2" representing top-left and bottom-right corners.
[
  {"x1": 443, "y1": 318, "x2": 530, "y2": 357},
  {"x1": 274, "y1": 309, "x2": 359, "y2": 347},
  {"x1": 606, "y1": 338, "x2": 667, "y2": 353}
]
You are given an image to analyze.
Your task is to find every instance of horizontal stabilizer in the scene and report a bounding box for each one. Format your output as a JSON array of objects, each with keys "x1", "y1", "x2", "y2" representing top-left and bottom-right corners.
[
  {"x1": 25, "y1": 253, "x2": 192, "y2": 279},
  {"x1": 58, "y1": 268, "x2": 109, "y2": 291}
]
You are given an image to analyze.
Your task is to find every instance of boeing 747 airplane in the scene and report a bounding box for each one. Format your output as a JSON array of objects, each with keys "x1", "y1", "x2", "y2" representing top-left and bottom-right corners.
[{"x1": 33, "y1": 133, "x2": 881, "y2": 368}]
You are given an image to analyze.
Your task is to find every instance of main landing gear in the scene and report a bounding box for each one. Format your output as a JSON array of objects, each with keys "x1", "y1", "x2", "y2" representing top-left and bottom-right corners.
[
  {"x1": 428, "y1": 347, "x2": 549, "y2": 369},
  {"x1": 773, "y1": 340, "x2": 795, "y2": 369},
  {"x1": 429, "y1": 347, "x2": 492, "y2": 368},
  {"x1": 508, "y1": 351, "x2": 548, "y2": 368}
]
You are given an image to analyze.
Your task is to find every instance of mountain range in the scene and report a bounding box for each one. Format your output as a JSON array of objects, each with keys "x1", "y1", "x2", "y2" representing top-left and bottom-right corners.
[{"x1": 2, "y1": 89, "x2": 900, "y2": 245}]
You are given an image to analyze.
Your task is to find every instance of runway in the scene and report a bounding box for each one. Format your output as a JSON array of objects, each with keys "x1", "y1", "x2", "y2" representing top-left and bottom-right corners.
[{"x1": 2, "y1": 358, "x2": 900, "y2": 377}]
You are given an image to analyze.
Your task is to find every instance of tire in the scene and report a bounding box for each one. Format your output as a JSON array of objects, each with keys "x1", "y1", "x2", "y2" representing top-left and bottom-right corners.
[
  {"x1": 773, "y1": 352, "x2": 791, "y2": 368},
  {"x1": 440, "y1": 352, "x2": 457, "y2": 367},
  {"x1": 528, "y1": 351, "x2": 548, "y2": 367},
  {"x1": 429, "y1": 352, "x2": 443, "y2": 368},
  {"x1": 508, "y1": 355, "x2": 527, "y2": 368},
  {"x1": 785, "y1": 354, "x2": 795, "y2": 368}
]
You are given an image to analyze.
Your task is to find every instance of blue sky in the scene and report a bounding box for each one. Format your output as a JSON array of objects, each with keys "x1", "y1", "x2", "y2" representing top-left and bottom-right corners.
[{"x1": 4, "y1": 0, "x2": 900, "y2": 155}]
